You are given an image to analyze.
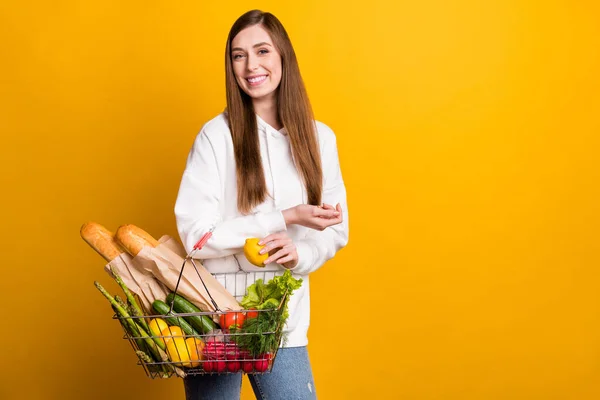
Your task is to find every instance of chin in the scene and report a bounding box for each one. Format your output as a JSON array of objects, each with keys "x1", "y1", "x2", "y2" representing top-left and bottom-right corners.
[{"x1": 247, "y1": 87, "x2": 276, "y2": 100}]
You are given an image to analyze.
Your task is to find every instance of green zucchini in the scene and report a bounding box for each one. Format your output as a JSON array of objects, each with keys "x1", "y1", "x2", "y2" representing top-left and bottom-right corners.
[
  {"x1": 152, "y1": 300, "x2": 199, "y2": 336},
  {"x1": 165, "y1": 293, "x2": 218, "y2": 334}
]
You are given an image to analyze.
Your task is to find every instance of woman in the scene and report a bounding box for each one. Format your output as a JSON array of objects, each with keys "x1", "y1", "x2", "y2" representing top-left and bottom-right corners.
[{"x1": 174, "y1": 9, "x2": 349, "y2": 400}]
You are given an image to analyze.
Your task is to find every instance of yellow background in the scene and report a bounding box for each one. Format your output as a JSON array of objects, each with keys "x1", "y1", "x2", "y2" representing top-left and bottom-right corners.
[{"x1": 1, "y1": 1, "x2": 599, "y2": 399}]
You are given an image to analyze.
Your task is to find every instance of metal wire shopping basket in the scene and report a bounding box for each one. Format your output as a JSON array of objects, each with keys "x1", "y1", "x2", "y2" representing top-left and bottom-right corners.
[{"x1": 112, "y1": 230, "x2": 289, "y2": 379}]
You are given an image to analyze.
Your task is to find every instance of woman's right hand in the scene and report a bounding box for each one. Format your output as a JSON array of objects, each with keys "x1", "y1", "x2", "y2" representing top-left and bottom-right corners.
[{"x1": 282, "y1": 203, "x2": 343, "y2": 231}]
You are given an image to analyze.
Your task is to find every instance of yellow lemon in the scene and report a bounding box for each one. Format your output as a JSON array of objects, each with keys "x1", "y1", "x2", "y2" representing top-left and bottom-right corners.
[
  {"x1": 165, "y1": 335, "x2": 190, "y2": 366},
  {"x1": 244, "y1": 238, "x2": 268, "y2": 267},
  {"x1": 148, "y1": 318, "x2": 169, "y2": 346},
  {"x1": 160, "y1": 325, "x2": 185, "y2": 344},
  {"x1": 184, "y1": 337, "x2": 205, "y2": 367}
]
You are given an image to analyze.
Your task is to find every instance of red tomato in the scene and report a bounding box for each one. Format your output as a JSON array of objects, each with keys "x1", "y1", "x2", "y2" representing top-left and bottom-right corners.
[
  {"x1": 246, "y1": 309, "x2": 259, "y2": 320},
  {"x1": 219, "y1": 312, "x2": 246, "y2": 329}
]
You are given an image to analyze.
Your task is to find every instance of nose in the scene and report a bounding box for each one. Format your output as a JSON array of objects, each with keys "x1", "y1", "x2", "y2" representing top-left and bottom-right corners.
[{"x1": 246, "y1": 53, "x2": 259, "y2": 71}]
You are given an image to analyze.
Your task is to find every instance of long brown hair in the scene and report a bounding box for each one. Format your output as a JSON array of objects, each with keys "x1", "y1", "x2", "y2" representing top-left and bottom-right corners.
[{"x1": 225, "y1": 10, "x2": 322, "y2": 214}]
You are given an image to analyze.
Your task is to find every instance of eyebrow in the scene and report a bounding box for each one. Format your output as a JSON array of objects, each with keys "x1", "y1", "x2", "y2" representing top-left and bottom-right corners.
[{"x1": 231, "y1": 42, "x2": 273, "y2": 52}]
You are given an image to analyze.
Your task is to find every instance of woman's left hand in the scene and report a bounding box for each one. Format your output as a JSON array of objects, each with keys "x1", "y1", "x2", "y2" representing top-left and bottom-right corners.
[{"x1": 259, "y1": 232, "x2": 298, "y2": 269}]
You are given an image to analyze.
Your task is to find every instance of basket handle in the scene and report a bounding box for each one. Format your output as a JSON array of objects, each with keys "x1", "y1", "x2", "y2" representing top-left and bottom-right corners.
[
  {"x1": 193, "y1": 230, "x2": 213, "y2": 251},
  {"x1": 168, "y1": 229, "x2": 222, "y2": 313}
]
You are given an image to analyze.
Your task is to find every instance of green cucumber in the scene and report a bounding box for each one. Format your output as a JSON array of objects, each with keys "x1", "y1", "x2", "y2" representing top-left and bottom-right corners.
[
  {"x1": 166, "y1": 293, "x2": 218, "y2": 334},
  {"x1": 152, "y1": 300, "x2": 199, "y2": 336}
]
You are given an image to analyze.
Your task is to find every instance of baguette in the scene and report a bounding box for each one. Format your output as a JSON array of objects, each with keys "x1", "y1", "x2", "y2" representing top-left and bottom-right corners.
[
  {"x1": 80, "y1": 222, "x2": 125, "y2": 262},
  {"x1": 115, "y1": 224, "x2": 160, "y2": 257}
]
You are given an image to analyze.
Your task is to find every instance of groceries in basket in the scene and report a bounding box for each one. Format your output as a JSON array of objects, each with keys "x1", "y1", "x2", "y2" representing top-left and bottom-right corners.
[{"x1": 82, "y1": 222, "x2": 303, "y2": 379}]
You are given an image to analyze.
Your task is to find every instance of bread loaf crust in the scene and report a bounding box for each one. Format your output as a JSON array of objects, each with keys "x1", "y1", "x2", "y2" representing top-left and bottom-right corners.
[
  {"x1": 80, "y1": 222, "x2": 125, "y2": 262},
  {"x1": 115, "y1": 224, "x2": 159, "y2": 256}
]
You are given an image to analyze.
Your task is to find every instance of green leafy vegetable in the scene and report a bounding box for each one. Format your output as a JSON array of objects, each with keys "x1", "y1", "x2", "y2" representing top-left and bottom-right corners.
[
  {"x1": 240, "y1": 270, "x2": 303, "y2": 320},
  {"x1": 234, "y1": 270, "x2": 303, "y2": 356}
]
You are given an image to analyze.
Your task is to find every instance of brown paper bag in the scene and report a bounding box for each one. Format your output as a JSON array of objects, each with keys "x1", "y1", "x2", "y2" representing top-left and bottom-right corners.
[
  {"x1": 134, "y1": 236, "x2": 242, "y2": 312},
  {"x1": 104, "y1": 252, "x2": 170, "y2": 312},
  {"x1": 156, "y1": 235, "x2": 187, "y2": 258}
]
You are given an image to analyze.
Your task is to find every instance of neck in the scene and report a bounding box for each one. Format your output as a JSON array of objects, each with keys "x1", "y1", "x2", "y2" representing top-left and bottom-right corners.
[{"x1": 253, "y1": 96, "x2": 282, "y2": 131}]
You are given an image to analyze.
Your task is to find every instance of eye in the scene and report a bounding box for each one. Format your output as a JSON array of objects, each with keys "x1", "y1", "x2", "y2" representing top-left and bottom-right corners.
[
  {"x1": 258, "y1": 49, "x2": 269, "y2": 55},
  {"x1": 232, "y1": 53, "x2": 245, "y2": 60}
]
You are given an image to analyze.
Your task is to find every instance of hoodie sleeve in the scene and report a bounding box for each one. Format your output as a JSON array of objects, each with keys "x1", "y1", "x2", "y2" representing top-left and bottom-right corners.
[
  {"x1": 174, "y1": 128, "x2": 287, "y2": 259},
  {"x1": 288, "y1": 124, "x2": 350, "y2": 275}
]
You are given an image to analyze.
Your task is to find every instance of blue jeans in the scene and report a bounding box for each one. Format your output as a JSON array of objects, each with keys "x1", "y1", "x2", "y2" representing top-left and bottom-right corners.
[{"x1": 183, "y1": 346, "x2": 317, "y2": 399}]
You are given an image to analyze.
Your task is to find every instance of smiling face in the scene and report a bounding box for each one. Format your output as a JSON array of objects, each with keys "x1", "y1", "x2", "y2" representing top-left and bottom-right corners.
[{"x1": 230, "y1": 24, "x2": 282, "y2": 108}]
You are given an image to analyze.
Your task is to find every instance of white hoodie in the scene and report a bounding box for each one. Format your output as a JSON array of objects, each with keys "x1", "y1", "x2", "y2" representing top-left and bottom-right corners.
[{"x1": 174, "y1": 112, "x2": 349, "y2": 347}]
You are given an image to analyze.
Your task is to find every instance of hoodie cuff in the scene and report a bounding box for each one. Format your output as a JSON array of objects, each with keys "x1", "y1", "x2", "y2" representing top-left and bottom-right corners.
[
  {"x1": 288, "y1": 239, "x2": 315, "y2": 275},
  {"x1": 264, "y1": 210, "x2": 287, "y2": 234}
]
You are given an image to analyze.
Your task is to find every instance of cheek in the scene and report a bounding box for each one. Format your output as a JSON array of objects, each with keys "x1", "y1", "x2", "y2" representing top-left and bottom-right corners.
[
  {"x1": 268, "y1": 62, "x2": 282, "y2": 83},
  {"x1": 232, "y1": 65, "x2": 246, "y2": 85},
  {"x1": 264, "y1": 56, "x2": 282, "y2": 75},
  {"x1": 275, "y1": 63, "x2": 283, "y2": 81},
  {"x1": 235, "y1": 76, "x2": 246, "y2": 89},
  {"x1": 235, "y1": 74, "x2": 246, "y2": 89}
]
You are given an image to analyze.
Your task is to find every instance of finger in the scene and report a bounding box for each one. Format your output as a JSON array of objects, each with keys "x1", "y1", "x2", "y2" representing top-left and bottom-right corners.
[
  {"x1": 259, "y1": 238, "x2": 292, "y2": 254},
  {"x1": 264, "y1": 247, "x2": 291, "y2": 264},
  {"x1": 276, "y1": 253, "x2": 297, "y2": 264},
  {"x1": 259, "y1": 232, "x2": 288, "y2": 245},
  {"x1": 313, "y1": 207, "x2": 340, "y2": 218},
  {"x1": 317, "y1": 203, "x2": 343, "y2": 220},
  {"x1": 267, "y1": 246, "x2": 281, "y2": 257},
  {"x1": 318, "y1": 215, "x2": 342, "y2": 229},
  {"x1": 318, "y1": 213, "x2": 340, "y2": 220}
]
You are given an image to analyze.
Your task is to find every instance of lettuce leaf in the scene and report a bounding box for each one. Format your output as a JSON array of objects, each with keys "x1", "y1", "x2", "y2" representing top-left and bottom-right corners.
[
  {"x1": 240, "y1": 270, "x2": 303, "y2": 311},
  {"x1": 240, "y1": 279, "x2": 264, "y2": 309}
]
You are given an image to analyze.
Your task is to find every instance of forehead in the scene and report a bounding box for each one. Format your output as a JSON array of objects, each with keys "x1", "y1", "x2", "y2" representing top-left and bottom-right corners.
[{"x1": 231, "y1": 25, "x2": 274, "y2": 49}]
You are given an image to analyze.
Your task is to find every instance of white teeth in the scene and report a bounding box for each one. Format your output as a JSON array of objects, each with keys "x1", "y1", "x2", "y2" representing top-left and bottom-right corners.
[{"x1": 248, "y1": 76, "x2": 267, "y2": 83}]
